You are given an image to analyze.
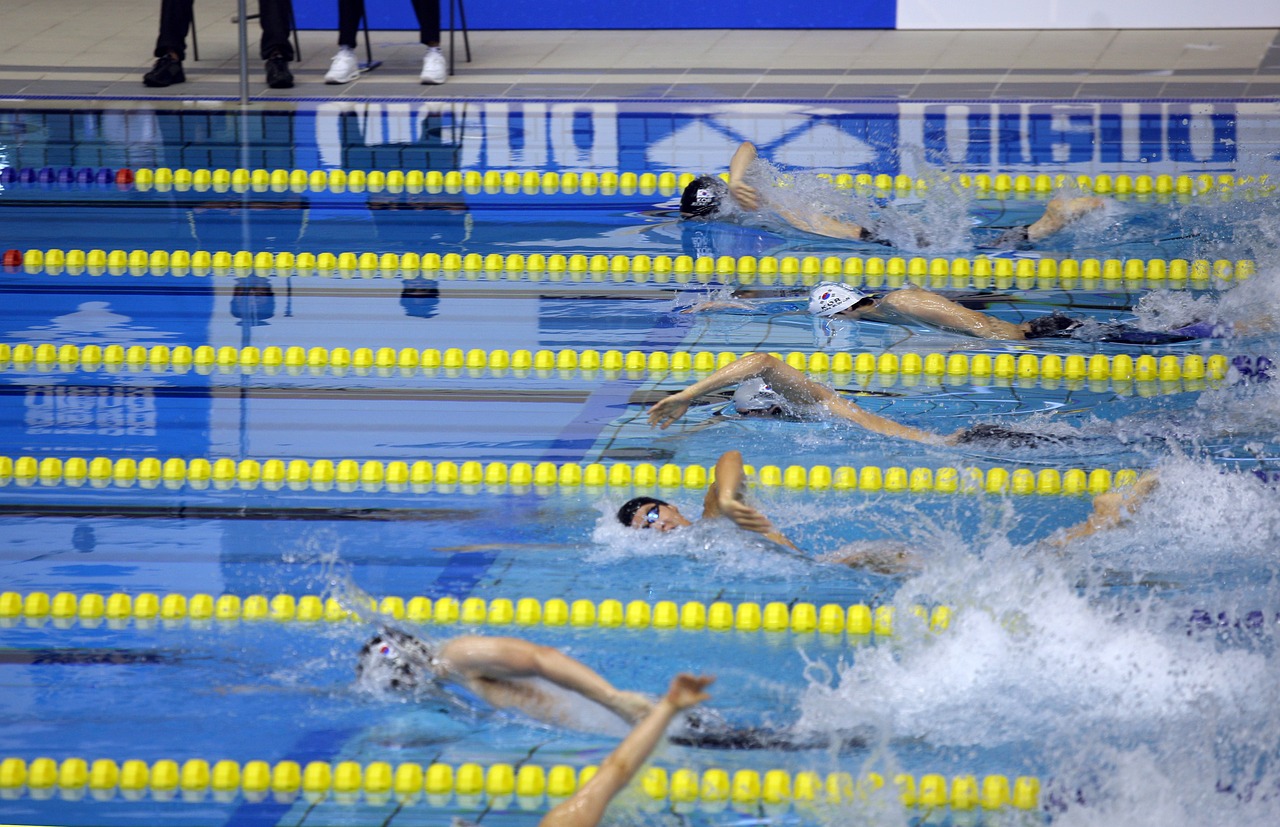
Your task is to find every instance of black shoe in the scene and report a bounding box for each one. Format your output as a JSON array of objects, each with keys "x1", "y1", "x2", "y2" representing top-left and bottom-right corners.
[
  {"x1": 143, "y1": 55, "x2": 185, "y2": 88},
  {"x1": 265, "y1": 55, "x2": 293, "y2": 89}
]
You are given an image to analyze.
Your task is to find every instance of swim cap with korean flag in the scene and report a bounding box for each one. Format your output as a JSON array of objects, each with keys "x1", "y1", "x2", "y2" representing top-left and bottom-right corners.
[
  {"x1": 680, "y1": 176, "x2": 729, "y2": 218},
  {"x1": 808, "y1": 282, "x2": 867, "y2": 317}
]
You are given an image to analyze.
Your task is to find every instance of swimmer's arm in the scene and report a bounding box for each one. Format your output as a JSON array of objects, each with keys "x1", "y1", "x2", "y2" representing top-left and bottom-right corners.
[
  {"x1": 438, "y1": 635, "x2": 653, "y2": 724},
  {"x1": 727, "y1": 142, "x2": 871, "y2": 239},
  {"x1": 538, "y1": 675, "x2": 712, "y2": 827},
  {"x1": 727, "y1": 142, "x2": 761, "y2": 210},
  {"x1": 774, "y1": 206, "x2": 871, "y2": 241},
  {"x1": 703, "y1": 450, "x2": 799, "y2": 550},
  {"x1": 709, "y1": 354, "x2": 946, "y2": 444},
  {"x1": 679, "y1": 298, "x2": 756, "y2": 314},
  {"x1": 1051, "y1": 472, "x2": 1160, "y2": 545},
  {"x1": 823, "y1": 541, "x2": 923, "y2": 575},
  {"x1": 880, "y1": 288, "x2": 1027, "y2": 340},
  {"x1": 647, "y1": 352, "x2": 822, "y2": 429},
  {"x1": 822, "y1": 395, "x2": 949, "y2": 445},
  {"x1": 1026, "y1": 195, "x2": 1105, "y2": 241}
]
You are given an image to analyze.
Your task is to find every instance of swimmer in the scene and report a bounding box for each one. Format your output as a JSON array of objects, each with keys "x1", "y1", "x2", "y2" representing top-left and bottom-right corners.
[
  {"x1": 361, "y1": 630, "x2": 871, "y2": 752},
  {"x1": 808, "y1": 281, "x2": 1208, "y2": 343},
  {"x1": 357, "y1": 628, "x2": 653, "y2": 727},
  {"x1": 616, "y1": 450, "x2": 1169, "y2": 572},
  {"x1": 616, "y1": 449, "x2": 798, "y2": 550},
  {"x1": 647, "y1": 351, "x2": 946, "y2": 443},
  {"x1": 538, "y1": 673, "x2": 713, "y2": 827},
  {"x1": 680, "y1": 141, "x2": 1104, "y2": 249}
]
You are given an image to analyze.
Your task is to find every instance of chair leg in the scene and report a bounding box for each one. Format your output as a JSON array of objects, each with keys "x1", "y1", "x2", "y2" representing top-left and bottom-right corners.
[
  {"x1": 448, "y1": 0, "x2": 471, "y2": 75},
  {"x1": 360, "y1": 11, "x2": 382, "y2": 72},
  {"x1": 458, "y1": 0, "x2": 471, "y2": 63},
  {"x1": 288, "y1": 2, "x2": 301, "y2": 62},
  {"x1": 190, "y1": 9, "x2": 200, "y2": 61}
]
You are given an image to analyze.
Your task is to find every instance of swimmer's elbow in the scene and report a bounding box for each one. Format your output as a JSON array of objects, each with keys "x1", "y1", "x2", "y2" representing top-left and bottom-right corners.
[{"x1": 599, "y1": 752, "x2": 641, "y2": 781}]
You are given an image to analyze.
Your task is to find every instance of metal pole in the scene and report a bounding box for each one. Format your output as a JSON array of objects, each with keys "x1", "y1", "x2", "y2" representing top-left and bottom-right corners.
[{"x1": 237, "y1": 0, "x2": 250, "y2": 105}]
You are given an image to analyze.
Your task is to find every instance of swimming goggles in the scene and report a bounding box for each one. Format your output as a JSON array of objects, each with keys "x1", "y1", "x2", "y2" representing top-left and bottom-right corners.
[{"x1": 642, "y1": 504, "x2": 661, "y2": 528}]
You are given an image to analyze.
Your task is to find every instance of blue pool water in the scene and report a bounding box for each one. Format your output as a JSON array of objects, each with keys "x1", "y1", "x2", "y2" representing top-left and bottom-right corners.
[{"x1": 2, "y1": 101, "x2": 1280, "y2": 826}]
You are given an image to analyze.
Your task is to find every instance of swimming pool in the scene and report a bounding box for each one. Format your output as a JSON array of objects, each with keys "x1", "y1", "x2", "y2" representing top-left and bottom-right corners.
[{"x1": 2, "y1": 100, "x2": 1280, "y2": 826}]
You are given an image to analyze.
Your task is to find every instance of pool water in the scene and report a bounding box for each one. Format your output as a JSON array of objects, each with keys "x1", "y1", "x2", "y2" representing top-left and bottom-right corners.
[{"x1": 2, "y1": 101, "x2": 1280, "y2": 827}]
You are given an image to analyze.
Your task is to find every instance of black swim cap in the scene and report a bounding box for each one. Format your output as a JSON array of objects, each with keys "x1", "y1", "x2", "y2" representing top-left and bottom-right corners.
[
  {"x1": 617, "y1": 496, "x2": 668, "y2": 527},
  {"x1": 680, "y1": 176, "x2": 728, "y2": 219}
]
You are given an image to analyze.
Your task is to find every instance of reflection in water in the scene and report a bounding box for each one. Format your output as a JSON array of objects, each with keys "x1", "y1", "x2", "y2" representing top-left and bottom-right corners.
[
  {"x1": 400, "y1": 278, "x2": 440, "y2": 319},
  {"x1": 230, "y1": 276, "x2": 277, "y2": 327}
]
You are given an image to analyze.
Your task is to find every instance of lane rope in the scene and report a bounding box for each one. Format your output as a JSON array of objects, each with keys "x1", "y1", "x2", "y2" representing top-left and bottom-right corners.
[
  {"x1": 0, "y1": 755, "x2": 1042, "y2": 811},
  {"x1": 0, "y1": 454, "x2": 1141, "y2": 496},
  {"x1": 3, "y1": 161, "x2": 1271, "y2": 199},
  {"x1": 6, "y1": 246, "x2": 1256, "y2": 288},
  {"x1": 0, "y1": 590, "x2": 951, "y2": 637},
  {"x1": 0, "y1": 343, "x2": 1236, "y2": 387},
  {"x1": 6, "y1": 590, "x2": 1262, "y2": 639}
]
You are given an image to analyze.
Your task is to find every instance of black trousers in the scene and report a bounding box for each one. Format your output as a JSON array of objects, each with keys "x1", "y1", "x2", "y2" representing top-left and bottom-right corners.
[
  {"x1": 154, "y1": 0, "x2": 296, "y2": 61},
  {"x1": 337, "y1": 0, "x2": 440, "y2": 48}
]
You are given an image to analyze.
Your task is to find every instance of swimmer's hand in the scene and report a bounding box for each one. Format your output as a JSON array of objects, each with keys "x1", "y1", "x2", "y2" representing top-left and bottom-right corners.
[
  {"x1": 664, "y1": 674, "x2": 714, "y2": 711},
  {"x1": 648, "y1": 393, "x2": 692, "y2": 429},
  {"x1": 719, "y1": 497, "x2": 776, "y2": 535},
  {"x1": 729, "y1": 179, "x2": 761, "y2": 211},
  {"x1": 720, "y1": 498, "x2": 799, "y2": 550}
]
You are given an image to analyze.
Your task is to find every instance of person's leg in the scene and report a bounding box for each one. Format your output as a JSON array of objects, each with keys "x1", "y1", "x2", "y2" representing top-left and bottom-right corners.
[
  {"x1": 336, "y1": 0, "x2": 363, "y2": 49},
  {"x1": 257, "y1": 0, "x2": 295, "y2": 61},
  {"x1": 408, "y1": 0, "x2": 442, "y2": 46},
  {"x1": 409, "y1": 0, "x2": 447, "y2": 83},
  {"x1": 325, "y1": 0, "x2": 364, "y2": 84},
  {"x1": 153, "y1": 0, "x2": 192, "y2": 60},
  {"x1": 258, "y1": 0, "x2": 294, "y2": 88},
  {"x1": 145, "y1": 0, "x2": 191, "y2": 86}
]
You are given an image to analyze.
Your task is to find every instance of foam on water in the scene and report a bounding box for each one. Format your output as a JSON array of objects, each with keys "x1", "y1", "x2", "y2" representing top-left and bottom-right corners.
[
  {"x1": 793, "y1": 454, "x2": 1280, "y2": 824},
  {"x1": 747, "y1": 155, "x2": 978, "y2": 254}
]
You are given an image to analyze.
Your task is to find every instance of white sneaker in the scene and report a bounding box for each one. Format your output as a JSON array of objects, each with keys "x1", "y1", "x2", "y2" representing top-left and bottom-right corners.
[
  {"x1": 324, "y1": 47, "x2": 360, "y2": 84},
  {"x1": 420, "y1": 48, "x2": 447, "y2": 85}
]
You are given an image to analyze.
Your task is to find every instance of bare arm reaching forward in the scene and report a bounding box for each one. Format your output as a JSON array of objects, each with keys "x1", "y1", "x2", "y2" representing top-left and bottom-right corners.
[
  {"x1": 539, "y1": 674, "x2": 714, "y2": 827},
  {"x1": 436, "y1": 635, "x2": 654, "y2": 723}
]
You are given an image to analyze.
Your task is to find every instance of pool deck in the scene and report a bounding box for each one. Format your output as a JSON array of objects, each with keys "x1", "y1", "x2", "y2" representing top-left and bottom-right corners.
[{"x1": 2, "y1": 0, "x2": 1279, "y2": 103}]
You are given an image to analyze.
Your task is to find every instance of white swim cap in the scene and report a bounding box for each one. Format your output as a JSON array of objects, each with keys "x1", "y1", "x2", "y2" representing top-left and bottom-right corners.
[
  {"x1": 356, "y1": 629, "x2": 436, "y2": 693},
  {"x1": 808, "y1": 282, "x2": 867, "y2": 317},
  {"x1": 732, "y1": 377, "x2": 785, "y2": 413}
]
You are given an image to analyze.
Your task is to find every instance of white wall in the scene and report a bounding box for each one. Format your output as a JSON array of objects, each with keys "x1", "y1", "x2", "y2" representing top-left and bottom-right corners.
[{"x1": 898, "y1": 0, "x2": 1280, "y2": 29}]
